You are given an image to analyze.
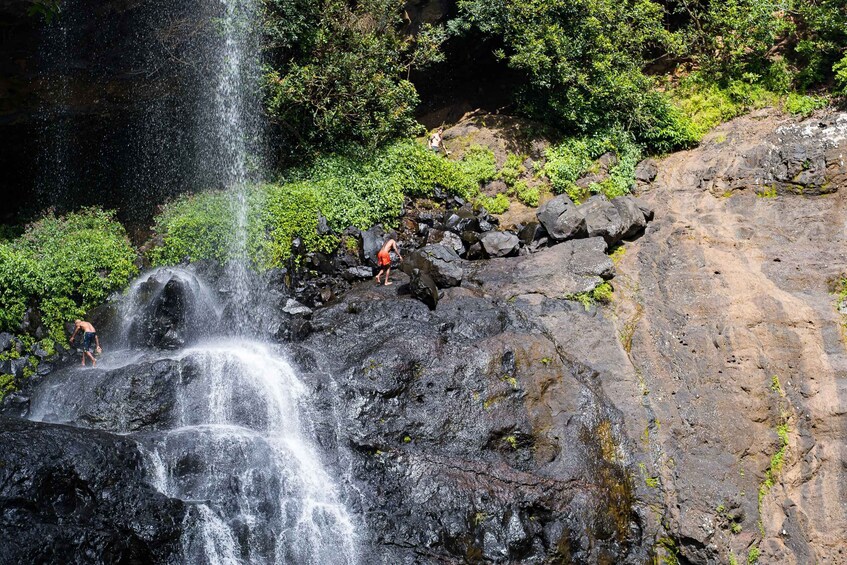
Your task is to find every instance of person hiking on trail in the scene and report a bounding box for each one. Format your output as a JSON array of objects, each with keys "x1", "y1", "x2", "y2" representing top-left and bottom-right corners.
[
  {"x1": 69, "y1": 319, "x2": 101, "y2": 367},
  {"x1": 375, "y1": 238, "x2": 403, "y2": 286},
  {"x1": 429, "y1": 127, "x2": 448, "y2": 155}
]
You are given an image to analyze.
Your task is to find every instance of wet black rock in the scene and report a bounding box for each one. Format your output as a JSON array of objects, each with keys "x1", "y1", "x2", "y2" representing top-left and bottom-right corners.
[
  {"x1": 360, "y1": 225, "x2": 387, "y2": 266},
  {"x1": 536, "y1": 194, "x2": 586, "y2": 241},
  {"x1": 0, "y1": 356, "x2": 28, "y2": 379},
  {"x1": 299, "y1": 289, "x2": 647, "y2": 564},
  {"x1": 517, "y1": 221, "x2": 546, "y2": 247},
  {"x1": 24, "y1": 360, "x2": 181, "y2": 433},
  {"x1": 407, "y1": 244, "x2": 465, "y2": 288},
  {"x1": 0, "y1": 416, "x2": 185, "y2": 565},
  {"x1": 0, "y1": 332, "x2": 12, "y2": 352},
  {"x1": 345, "y1": 266, "x2": 374, "y2": 280},
  {"x1": 479, "y1": 231, "x2": 520, "y2": 258},
  {"x1": 408, "y1": 268, "x2": 439, "y2": 310}
]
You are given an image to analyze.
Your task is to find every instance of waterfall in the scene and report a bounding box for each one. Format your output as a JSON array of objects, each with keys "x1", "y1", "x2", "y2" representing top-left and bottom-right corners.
[
  {"x1": 29, "y1": 267, "x2": 360, "y2": 564},
  {"x1": 28, "y1": 0, "x2": 359, "y2": 561}
]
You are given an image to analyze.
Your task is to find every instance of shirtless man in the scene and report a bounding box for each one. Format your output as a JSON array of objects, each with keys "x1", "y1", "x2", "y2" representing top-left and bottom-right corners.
[
  {"x1": 69, "y1": 319, "x2": 101, "y2": 367},
  {"x1": 429, "y1": 127, "x2": 448, "y2": 155},
  {"x1": 375, "y1": 238, "x2": 403, "y2": 286}
]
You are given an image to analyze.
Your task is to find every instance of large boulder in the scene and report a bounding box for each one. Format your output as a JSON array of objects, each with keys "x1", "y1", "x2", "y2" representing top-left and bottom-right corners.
[
  {"x1": 407, "y1": 244, "x2": 465, "y2": 288},
  {"x1": 0, "y1": 332, "x2": 13, "y2": 353},
  {"x1": 443, "y1": 205, "x2": 481, "y2": 234},
  {"x1": 479, "y1": 231, "x2": 520, "y2": 258},
  {"x1": 408, "y1": 268, "x2": 439, "y2": 310},
  {"x1": 611, "y1": 195, "x2": 648, "y2": 239},
  {"x1": 578, "y1": 194, "x2": 652, "y2": 244},
  {"x1": 427, "y1": 229, "x2": 466, "y2": 255},
  {"x1": 536, "y1": 195, "x2": 586, "y2": 241},
  {"x1": 0, "y1": 416, "x2": 185, "y2": 565},
  {"x1": 360, "y1": 224, "x2": 387, "y2": 266},
  {"x1": 466, "y1": 237, "x2": 614, "y2": 299},
  {"x1": 634, "y1": 158, "x2": 658, "y2": 183},
  {"x1": 517, "y1": 222, "x2": 546, "y2": 248},
  {"x1": 576, "y1": 195, "x2": 627, "y2": 245}
]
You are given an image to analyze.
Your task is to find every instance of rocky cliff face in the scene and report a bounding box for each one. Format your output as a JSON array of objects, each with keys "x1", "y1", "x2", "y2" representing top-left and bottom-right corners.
[
  {"x1": 2, "y1": 109, "x2": 847, "y2": 564},
  {"x1": 610, "y1": 108, "x2": 847, "y2": 563}
]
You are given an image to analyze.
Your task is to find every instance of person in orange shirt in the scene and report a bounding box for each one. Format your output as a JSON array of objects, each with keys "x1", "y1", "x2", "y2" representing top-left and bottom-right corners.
[{"x1": 375, "y1": 238, "x2": 403, "y2": 286}]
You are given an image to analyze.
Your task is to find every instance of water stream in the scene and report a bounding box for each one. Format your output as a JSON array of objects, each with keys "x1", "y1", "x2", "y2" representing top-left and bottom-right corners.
[
  {"x1": 30, "y1": 0, "x2": 359, "y2": 561},
  {"x1": 31, "y1": 267, "x2": 359, "y2": 564}
]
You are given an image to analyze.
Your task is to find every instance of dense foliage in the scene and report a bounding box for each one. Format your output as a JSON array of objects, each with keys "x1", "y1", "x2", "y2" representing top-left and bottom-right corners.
[
  {"x1": 259, "y1": 0, "x2": 846, "y2": 155},
  {"x1": 0, "y1": 208, "x2": 137, "y2": 342},
  {"x1": 545, "y1": 128, "x2": 642, "y2": 202},
  {"x1": 262, "y1": 0, "x2": 444, "y2": 151},
  {"x1": 151, "y1": 141, "x2": 497, "y2": 269}
]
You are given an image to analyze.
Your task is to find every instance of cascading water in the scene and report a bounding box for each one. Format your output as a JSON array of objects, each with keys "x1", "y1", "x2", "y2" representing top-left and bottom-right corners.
[
  {"x1": 27, "y1": 0, "x2": 359, "y2": 561},
  {"x1": 29, "y1": 267, "x2": 359, "y2": 564}
]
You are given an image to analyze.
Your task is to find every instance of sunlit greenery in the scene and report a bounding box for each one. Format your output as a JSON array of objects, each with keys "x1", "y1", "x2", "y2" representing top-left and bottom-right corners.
[
  {"x1": 0, "y1": 208, "x2": 137, "y2": 342},
  {"x1": 151, "y1": 141, "x2": 498, "y2": 268}
]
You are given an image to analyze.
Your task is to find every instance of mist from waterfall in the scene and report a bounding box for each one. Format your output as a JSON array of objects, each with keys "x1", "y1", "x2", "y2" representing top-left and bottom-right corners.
[{"x1": 30, "y1": 1, "x2": 359, "y2": 562}]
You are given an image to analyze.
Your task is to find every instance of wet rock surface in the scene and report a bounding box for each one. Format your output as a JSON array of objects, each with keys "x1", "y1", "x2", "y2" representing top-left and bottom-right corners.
[
  {"x1": 0, "y1": 416, "x2": 185, "y2": 565},
  {"x1": 298, "y1": 290, "x2": 647, "y2": 564}
]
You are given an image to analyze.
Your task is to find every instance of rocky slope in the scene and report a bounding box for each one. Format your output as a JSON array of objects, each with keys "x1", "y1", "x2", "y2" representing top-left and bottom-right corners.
[
  {"x1": 611, "y1": 108, "x2": 847, "y2": 563},
  {"x1": 2, "y1": 109, "x2": 847, "y2": 564}
]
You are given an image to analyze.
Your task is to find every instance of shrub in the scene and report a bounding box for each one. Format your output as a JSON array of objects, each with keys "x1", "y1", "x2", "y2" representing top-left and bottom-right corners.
[
  {"x1": 152, "y1": 140, "x2": 496, "y2": 268},
  {"x1": 835, "y1": 55, "x2": 847, "y2": 96},
  {"x1": 544, "y1": 127, "x2": 641, "y2": 202},
  {"x1": 668, "y1": 75, "x2": 778, "y2": 139},
  {"x1": 0, "y1": 208, "x2": 137, "y2": 341},
  {"x1": 512, "y1": 180, "x2": 539, "y2": 207},
  {"x1": 783, "y1": 93, "x2": 828, "y2": 117},
  {"x1": 457, "y1": 145, "x2": 497, "y2": 188},
  {"x1": 498, "y1": 153, "x2": 527, "y2": 187},
  {"x1": 477, "y1": 193, "x2": 510, "y2": 215}
]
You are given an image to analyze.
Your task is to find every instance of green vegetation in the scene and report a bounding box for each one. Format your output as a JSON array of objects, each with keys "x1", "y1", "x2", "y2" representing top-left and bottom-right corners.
[
  {"x1": 477, "y1": 193, "x2": 509, "y2": 215},
  {"x1": 0, "y1": 208, "x2": 137, "y2": 342},
  {"x1": 152, "y1": 141, "x2": 497, "y2": 268},
  {"x1": 783, "y1": 93, "x2": 828, "y2": 117},
  {"x1": 544, "y1": 128, "x2": 641, "y2": 202},
  {"x1": 258, "y1": 0, "x2": 847, "y2": 158},
  {"x1": 498, "y1": 154, "x2": 526, "y2": 187},
  {"x1": 262, "y1": 0, "x2": 444, "y2": 151},
  {"x1": 511, "y1": 181, "x2": 540, "y2": 207},
  {"x1": 654, "y1": 536, "x2": 680, "y2": 565},
  {"x1": 667, "y1": 76, "x2": 778, "y2": 140},
  {"x1": 747, "y1": 546, "x2": 760, "y2": 565},
  {"x1": 757, "y1": 185, "x2": 778, "y2": 199},
  {"x1": 566, "y1": 282, "x2": 614, "y2": 310}
]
